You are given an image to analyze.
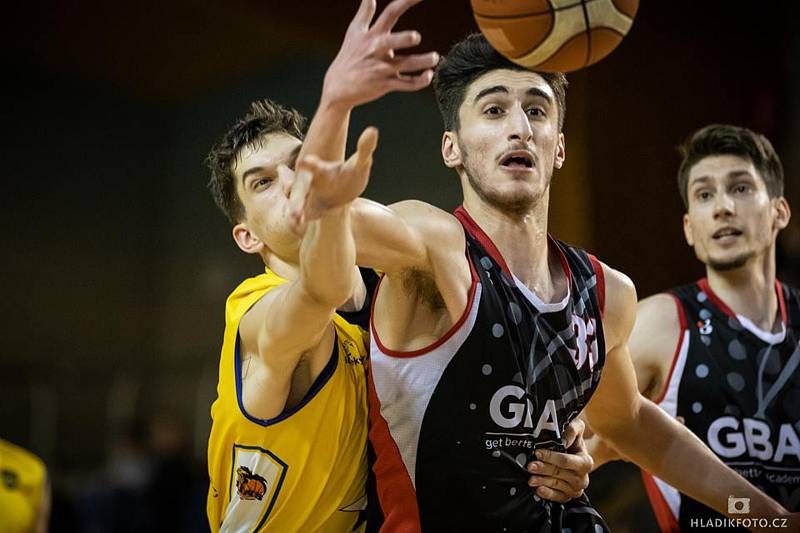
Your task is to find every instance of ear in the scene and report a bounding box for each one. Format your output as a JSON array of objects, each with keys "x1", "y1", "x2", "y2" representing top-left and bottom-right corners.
[
  {"x1": 682, "y1": 212, "x2": 695, "y2": 246},
  {"x1": 554, "y1": 132, "x2": 566, "y2": 169},
  {"x1": 441, "y1": 131, "x2": 462, "y2": 168},
  {"x1": 773, "y1": 196, "x2": 791, "y2": 232},
  {"x1": 232, "y1": 222, "x2": 265, "y2": 255}
]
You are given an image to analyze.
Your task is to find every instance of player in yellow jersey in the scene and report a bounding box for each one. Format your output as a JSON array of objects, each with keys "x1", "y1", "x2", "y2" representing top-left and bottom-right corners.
[
  {"x1": 0, "y1": 438, "x2": 50, "y2": 533},
  {"x1": 204, "y1": 1, "x2": 438, "y2": 529}
]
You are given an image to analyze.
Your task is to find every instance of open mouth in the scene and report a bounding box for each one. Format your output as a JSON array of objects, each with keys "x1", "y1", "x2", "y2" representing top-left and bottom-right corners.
[
  {"x1": 712, "y1": 228, "x2": 743, "y2": 239},
  {"x1": 500, "y1": 152, "x2": 534, "y2": 169}
]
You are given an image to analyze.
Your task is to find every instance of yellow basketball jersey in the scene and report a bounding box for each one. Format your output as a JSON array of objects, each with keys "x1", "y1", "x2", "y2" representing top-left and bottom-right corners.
[
  {"x1": 207, "y1": 268, "x2": 369, "y2": 532},
  {"x1": 0, "y1": 438, "x2": 47, "y2": 533}
]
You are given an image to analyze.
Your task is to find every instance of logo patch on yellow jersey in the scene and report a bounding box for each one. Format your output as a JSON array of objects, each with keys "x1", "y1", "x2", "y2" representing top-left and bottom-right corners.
[
  {"x1": 222, "y1": 445, "x2": 288, "y2": 531},
  {"x1": 236, "y1": 466, "x2": 268, "y2": 501}
]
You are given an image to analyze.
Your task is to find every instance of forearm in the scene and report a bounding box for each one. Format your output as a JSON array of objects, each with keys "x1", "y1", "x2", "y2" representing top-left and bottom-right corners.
[
  {"x1": 609, "y1": 399, "x2": 786, "y2": 520},
  {"x1": 298, "y1": 93, "x2": 351, "y2": 163},
  {"x1": 299, "y1": 204, "x2": 356, "y2": 307}
]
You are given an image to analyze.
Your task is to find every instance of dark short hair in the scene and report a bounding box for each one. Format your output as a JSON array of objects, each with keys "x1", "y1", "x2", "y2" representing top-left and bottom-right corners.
[
  {"x1": 677, "y1": 124, "x2": 784, "y2": 209},
  {"x1": 433, "y1": 32, "x2": 568, "y2": 132},
  {"x1": 207, "y1": 99, "x2": 306, "y2": 224}
]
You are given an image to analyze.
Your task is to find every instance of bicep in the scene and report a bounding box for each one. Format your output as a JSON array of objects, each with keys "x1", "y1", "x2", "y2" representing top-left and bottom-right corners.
[
  {"x1": 583, "y1": 264, "x2": 643, "y2": 437},
  {"x1": 239, "y1": 282, "x2": 335, "y2": 371},
  {"x1": 352, "y1": 198, "x2": 462, "y2": 275},
  {"x1": 584, "y1": 341, "x2": 643, "y2": 438}
]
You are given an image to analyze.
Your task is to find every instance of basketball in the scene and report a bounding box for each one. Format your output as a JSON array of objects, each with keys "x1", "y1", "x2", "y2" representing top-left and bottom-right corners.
[{"x1": 471, "y1": 0, "x2": 639, "y2": 72}]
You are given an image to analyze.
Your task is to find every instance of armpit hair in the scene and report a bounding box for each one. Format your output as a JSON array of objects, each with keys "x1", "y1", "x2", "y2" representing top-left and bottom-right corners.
[{"x1": 401, "y1": 268, "x2": 446, "y2": 311}]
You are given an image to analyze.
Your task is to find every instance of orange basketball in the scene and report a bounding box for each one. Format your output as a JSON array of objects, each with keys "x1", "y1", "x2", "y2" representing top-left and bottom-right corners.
[{"x1": 471, "y1": 0, "x2": 639, "y2": 72}]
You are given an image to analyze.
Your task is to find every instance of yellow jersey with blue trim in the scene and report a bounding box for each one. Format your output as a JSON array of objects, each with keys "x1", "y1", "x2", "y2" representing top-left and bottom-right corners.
[
  {"x1": 207, "y1": 268, "x2": 369, "y2": 532},
  {"x1": 0, "y1": 438, "x2": 47, "y2": 533}
]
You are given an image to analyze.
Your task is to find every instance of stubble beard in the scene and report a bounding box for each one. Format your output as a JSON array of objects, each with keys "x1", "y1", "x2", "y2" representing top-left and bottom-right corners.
[
  {"x1": 461, "y1": 144, "x2": 547, "y2": 217},
  {"x1": 705, "y1": 249, "x2": 755, "y2": 272}
]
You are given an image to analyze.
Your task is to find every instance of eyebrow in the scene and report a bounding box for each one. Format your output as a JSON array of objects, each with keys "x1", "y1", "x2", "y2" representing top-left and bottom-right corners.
[
  {"x1": 474, "y1": 85, "x2": 508, "y2": 103},
  {"x1": 473, "y1": 85, "x2": 554, "y2": 106},
  {"x1": 689, "y1": 170, "x2": 754, "y2": 188},
  {"x1": 240, "y1": 144, "x2": 302, "y2": 186}
]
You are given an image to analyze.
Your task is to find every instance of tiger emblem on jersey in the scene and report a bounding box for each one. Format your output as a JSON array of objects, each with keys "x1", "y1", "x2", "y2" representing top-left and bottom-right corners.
[{"x1": 236, "y1": 466, "x2": 268, "y2": 501}]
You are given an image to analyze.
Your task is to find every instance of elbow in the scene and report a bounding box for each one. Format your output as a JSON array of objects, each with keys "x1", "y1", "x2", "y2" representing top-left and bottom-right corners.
[
  {"x1": 591, "y1": 397, "x2": 645, "y2": 446},
  {"x1": 303, "y1": 275, "x2": 355, "y2": 310}
]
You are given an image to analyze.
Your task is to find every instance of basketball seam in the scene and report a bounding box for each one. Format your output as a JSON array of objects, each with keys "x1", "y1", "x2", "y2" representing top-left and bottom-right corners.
[
  {"x1": 579, "y1": 0, "x2": 591, "y2": 67},
  {"x1": 473, "y1": 0, "x2": 604, "y2": 20},
  {"x1": 506, "y1": 1, "x2": 556, "y2": 61}
]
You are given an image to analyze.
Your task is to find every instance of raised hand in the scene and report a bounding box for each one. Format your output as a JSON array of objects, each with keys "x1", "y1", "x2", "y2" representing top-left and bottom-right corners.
[
  {"x1": 287, "y1": 127, "x2": 379, "y2": 233},
  {"x1": 321, "y1": 0, "x2": 439, "y2": 110}
]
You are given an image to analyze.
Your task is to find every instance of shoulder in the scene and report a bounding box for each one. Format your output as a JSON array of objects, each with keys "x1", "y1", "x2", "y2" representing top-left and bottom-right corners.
[{"x1": 388, "y1": 200, "x2": 464, "y2": 241}]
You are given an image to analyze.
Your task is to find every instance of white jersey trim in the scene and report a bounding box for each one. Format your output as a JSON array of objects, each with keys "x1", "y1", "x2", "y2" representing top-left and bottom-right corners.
[
  {"x1": 653, "y1": 329, "x2": 691, "y2": 520},
  {"x1": 735, "y1": 313, "x2": 787, "y2": 344},
  {"x1": 512, "y1": 274, "x2": 571, "y2": 313}
]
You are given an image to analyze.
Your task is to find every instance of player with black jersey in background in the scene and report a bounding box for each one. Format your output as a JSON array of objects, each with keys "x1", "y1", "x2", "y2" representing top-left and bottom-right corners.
[{"x1": 590, "y1": 124, "x2": 800, "y2": 532}]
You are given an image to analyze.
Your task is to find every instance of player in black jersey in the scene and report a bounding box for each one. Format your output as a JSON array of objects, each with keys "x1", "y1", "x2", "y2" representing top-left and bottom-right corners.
[
  {"x1": 591, "y1": 124, "x2": 799, "y2": 532},
  {"x1": 291, "y1": 29, "x2": 797, "y2": 531}
]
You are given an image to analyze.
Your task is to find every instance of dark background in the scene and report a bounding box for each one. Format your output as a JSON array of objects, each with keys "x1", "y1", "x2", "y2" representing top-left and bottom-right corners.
[{"x1": 2, "y1": 1, "x2": 798, "y2": 531}]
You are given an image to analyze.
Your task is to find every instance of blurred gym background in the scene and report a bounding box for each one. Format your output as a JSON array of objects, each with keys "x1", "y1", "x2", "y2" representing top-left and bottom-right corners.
[{"x1": 3, "y1": 1, "x2": 798, "y2": 531}]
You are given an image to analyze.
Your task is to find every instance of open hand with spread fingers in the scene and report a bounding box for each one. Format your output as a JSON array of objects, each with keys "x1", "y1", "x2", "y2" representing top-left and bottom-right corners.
[
  {"x1": 322, "y1": 0, "x2": 439, "y2": 110},
  {"x1": 286, "y1": 127, "x2": 379, "y2": 233}
]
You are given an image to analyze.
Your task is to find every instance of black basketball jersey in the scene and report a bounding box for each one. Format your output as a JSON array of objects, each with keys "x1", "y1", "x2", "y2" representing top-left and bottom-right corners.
[
  {"x1": 643, "y1": 279, "x2": 800, "y2": 532},
  {"x1": 368, "y1": 207, "x2": 609, "y2": 532}
]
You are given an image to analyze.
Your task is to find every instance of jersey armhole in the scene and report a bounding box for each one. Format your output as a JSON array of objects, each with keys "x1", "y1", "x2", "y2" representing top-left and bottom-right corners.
[
  {"x1": 588, "y1": 254, "x2": 605, "y2": 317},
  {"x1": 652, "y1": 293, "x2": 688, "y2": 404}
]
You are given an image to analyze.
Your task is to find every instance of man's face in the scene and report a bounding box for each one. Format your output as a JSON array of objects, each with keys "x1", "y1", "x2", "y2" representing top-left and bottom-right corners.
[
  {"x1": 232, "y1": 132, "x2": 302, "y2": 261},
  {"x1": 683, "y1": 154, "x2": 789, "y2": 271},
  {"x1": 443, "y1": 69, "x2": 565, "y2": 214}
]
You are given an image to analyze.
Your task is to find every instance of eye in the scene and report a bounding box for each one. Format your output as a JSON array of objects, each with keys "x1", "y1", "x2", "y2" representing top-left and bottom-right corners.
[
  {"x1": 253, "y1": 177, "x2": 273, "y2": 191},
  {"x1": 526, "y1": 107, "x2": 545, "y2": 118},
  {"x1": 732, "y1": 183, "x2": 751, "y2": 194},
  {"x1": 484, "y1": 105, "x2": 503, "y2": 116},
  {"x1": 696, "y1": 190, "x2": 712, "y2": 201}
]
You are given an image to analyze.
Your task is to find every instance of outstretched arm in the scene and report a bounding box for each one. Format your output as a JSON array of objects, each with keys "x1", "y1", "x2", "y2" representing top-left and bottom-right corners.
[
  {"x1": 238, "y1": 129, "x2": 378, "y2": 418},
  {"x1": 583, "y1": 264, "x2": 793, "y2": 530}
]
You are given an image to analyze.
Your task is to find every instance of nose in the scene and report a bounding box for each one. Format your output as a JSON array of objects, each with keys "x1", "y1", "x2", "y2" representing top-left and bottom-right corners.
[
  {"x1": 712, "y1": 191, "x2": 735, "y2": 219},
  {"x1": 507, "y1": 105, "x2": 533, "y2": 143}
]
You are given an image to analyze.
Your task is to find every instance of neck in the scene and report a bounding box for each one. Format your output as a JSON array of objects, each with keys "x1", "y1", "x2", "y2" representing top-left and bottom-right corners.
[
  {"x1": 463, "y1": 186, "x2": 565, "y2": 302},
  {"x1": 705, "y1": 246, "x2": 779, "y2": 331},
  {"x1": 265, "y1": 254, "x2": 300, "y2": 281}
]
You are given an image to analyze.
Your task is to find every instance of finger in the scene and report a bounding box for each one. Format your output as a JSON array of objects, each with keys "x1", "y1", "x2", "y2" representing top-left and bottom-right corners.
[
  {"x1": 528, "y1": 474, "x2": 584, "y2": 498},
  {"x1": 371, "y1": 0, "x2": 423, "y2": 33},
  {"x1": 533, "y1": 485, "x2": 573, "y2": 504},
  {"x1": 391, "y1": 51, "x2": 439, "y2": 74},
  {"x1": 352, "y1": 0, "x2": 376, "y2": 28},
  {"x1": 384, "y1": 69, "x2": 434, "y2": 92},
  {"x1": 375, "y1": 30, "x2": 421, "y2": 54},
  {"x1": 354, "y1": 126, "x2": 379, "y2": 167},
  {"x1": 562, "y1": 418, "x2": 585, "y2": 449},
  {"x1": 533, "y1": 447, "x2": 592, "y2": 473}
]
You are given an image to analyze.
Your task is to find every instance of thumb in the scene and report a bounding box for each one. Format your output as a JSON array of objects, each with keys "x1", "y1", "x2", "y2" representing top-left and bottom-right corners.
[{"x1": 355, "y1": 126, "x2": 379, "y2": 168}]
